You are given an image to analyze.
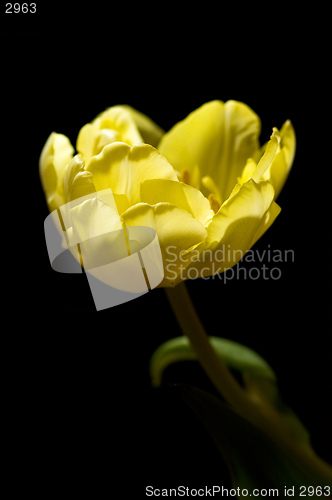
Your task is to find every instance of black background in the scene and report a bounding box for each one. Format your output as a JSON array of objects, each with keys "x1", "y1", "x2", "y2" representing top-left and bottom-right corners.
[{"x1": 2, "y1": 5, "x2": 331, "y2": 497}]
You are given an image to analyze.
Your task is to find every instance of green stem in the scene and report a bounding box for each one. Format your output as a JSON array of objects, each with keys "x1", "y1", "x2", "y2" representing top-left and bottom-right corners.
[
  {"x1": 165, "y1": 282, "x2": 332, "y2": 483},
  {"x1": 165, "y1": 283, "x2": 267, "y2": 424}
]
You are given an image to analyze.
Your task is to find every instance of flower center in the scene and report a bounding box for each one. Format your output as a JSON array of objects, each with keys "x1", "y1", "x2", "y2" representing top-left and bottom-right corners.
[
  {"x1": 179, "y1": 168, "x2": 190, "y2": 185},
  {"x1": 207, "y1": 194, "x2": 221, "y2": 213},
  {"x1": 178, "y1": 168, "x2": 221, "y2": 213}
]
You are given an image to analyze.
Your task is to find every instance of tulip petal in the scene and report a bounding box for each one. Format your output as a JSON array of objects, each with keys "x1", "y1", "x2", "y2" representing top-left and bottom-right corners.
[
  {"x1": 140, "y1": 178, "x2": 214, "y2": 226},
  {"x1": 68, "y1": 197, "x2": 123, "y2": 243},
  {"x1": 76, "y1": 106, "x2": 143, "y2": 161},
  {"x1": 250, "y1": 200, "x2": 281, "y2": 247},
  {"x1": 252, "y1": 131, "x2": 280, "y2": 183},
  {"x1": 121, "y1": 105, "x2": 165, "y2": 147},
  {"x1": 183, "y1": 179, "x2": 276, "y2": 278},
  {"x1": 207, "y1": 179, "x2": 275, "y2": 248},
  {"x1": 66, "y1": 197, "x2": 127, "y2": 270},
  {"x1": 159, "y1": 100, "x2": 261, "y2": 203},
  {"x1": 39, "y1": 132, "x2": 74, "y2": 211},
  {"x1": 63, "y1": 155, "x2": 96, "y2": 202},
  {"x1": 237, "y1": 130, "x2": 281, "y2": 189},
  {"x1": 237, "y1": 158, "x2": 257, "y2": 185},
  {"x1": 263, "y1": 120, "x2": 296, "y2": 199},
  {"x1": 86, "y1": 142, "x2": 178, "y2": 209},
  {"x1": 121, "y1": 202, "x2": 207, "y2": 286}
]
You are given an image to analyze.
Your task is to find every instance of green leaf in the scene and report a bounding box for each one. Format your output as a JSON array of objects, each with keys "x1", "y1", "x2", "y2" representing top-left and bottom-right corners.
[
  {"x1": 179, "y1": 384, "x2": 332, "y2": 498},
  {"x1": 150, "y1": 336, "x2": 276, "y2": 388},
  {"x1": 150, "y1": 337, "x2": 310, "y2": 445},
  {"x1": 150, "y1": 336, "x2": 311, "y2": 447}
]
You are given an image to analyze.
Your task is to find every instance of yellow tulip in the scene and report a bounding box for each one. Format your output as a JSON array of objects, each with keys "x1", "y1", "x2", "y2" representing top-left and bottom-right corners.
[{"x1": 40, "y1": 100, "x2": 295, "y2": 289}]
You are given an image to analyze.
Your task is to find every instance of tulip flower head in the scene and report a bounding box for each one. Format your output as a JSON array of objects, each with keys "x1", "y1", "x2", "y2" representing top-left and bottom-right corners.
[{"x1": 40, "y1": 101, "x2": 295, "y2": 300}]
